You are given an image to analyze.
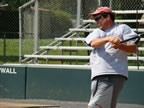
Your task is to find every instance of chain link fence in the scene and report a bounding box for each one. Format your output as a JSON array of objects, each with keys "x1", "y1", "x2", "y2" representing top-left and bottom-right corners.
[
  {"x1": 0, "y1": 0, "x2": 144, "y2": 64},
  {"x1": 0, "y1": 10, "x2": 19, "y2": 64}
]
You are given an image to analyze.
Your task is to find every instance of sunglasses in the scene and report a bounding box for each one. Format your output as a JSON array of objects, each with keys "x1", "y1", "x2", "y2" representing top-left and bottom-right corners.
[{"x1": 94, "y1": 15, "x2": 102, "y2": 22}]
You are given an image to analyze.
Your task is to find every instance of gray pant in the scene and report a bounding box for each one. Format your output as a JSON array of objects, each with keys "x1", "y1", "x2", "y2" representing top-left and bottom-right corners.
[{"x1": 88, "y1": 75, "x2": 126, "y2": 108}]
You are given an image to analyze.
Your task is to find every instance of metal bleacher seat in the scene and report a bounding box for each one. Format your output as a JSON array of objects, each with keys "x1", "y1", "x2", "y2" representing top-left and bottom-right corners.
[
  {"x1": 24, "y1": 54, "x2": 144, "y2": 61},
  {"x1": 24, "y1": 55, "x2": 90, "y2": 60},
  {"x1": 40, "y1": 46, "x2": 93, "y2": 50},
  {"x1": 69, "y1": 28, "x2": 144, "y2": 33},
  {"x1": 55, "y1": 38, "x2": 85, "y2": 41},
  {"x1": 39, "y1": 46, "x2": 144, "y2": 51},
  {"x1": 83, "y1": 19, "x2": 144, "y2": 23}
]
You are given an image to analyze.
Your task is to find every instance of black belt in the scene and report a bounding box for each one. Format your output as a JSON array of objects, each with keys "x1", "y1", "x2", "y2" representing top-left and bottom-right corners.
[{"x1": 92, "y1": 74, "x2": 127, "y2": 81}]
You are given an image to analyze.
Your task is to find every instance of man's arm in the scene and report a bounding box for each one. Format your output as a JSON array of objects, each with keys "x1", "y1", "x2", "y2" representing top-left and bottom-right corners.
[
  {"x1": 112, "y1": 43, "x2": 137, "y2": 53},
  {"x1": 90, "y1": 36, "x2": 121, "y2": 48},
  {"x1": 90, "y1": 36, "x2": 137, "y2": 53}
]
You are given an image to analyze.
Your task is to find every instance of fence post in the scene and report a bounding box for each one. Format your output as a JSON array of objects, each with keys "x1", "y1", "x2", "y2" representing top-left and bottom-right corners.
[
  {"x1": 19, "y1": 7, "x2": 22, "y2": 63},
  {"x1": 110, "y1": 0, "x2": 113, "y2": 9},
  {"x1": 3, "y1": 33, "x2": 6, "y2": 63},
  {"x1": 77, "y1": 0, "x2": 81, "y2": 27},
  {"x1": 33, "y1": 0, "x2": 39, "y2": 63}
]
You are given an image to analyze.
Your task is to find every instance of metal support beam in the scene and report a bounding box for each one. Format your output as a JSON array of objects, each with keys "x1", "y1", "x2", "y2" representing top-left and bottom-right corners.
[
  {"x1": 19, "y1": 7, "x2": 22, "y2": 63},
  {"x1": 19, "y1": 0, "x2": 36, "y2": 63},
  {"x1": 77, "y1": 0, "x2": 81, "y2": 27},
  {"x1": 33, "y1": 0, "x2": 39, "y2": 63}
]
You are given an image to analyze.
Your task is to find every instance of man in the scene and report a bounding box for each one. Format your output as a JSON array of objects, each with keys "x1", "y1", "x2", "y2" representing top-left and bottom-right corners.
[{"x1": 85, "y1": 7, "x2": 137, "y2": 108}]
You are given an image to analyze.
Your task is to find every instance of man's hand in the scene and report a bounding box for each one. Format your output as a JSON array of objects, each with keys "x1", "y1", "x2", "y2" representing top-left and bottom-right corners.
[
  {"x1": 112, "y1": 42, "x2": 137, "y2": 53},
  {"x1": 108, "y1": 36, "x2": 122, "y2": 49},
  {"x1": 111, "y1": 43, "x2": 122, "y2": 49},
  {"x1": 108, "y1": 36, "x2": 121, "y2": 45}
]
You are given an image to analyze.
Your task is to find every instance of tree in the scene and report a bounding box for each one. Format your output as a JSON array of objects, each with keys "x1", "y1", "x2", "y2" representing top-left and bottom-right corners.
[{"x1": 0, "y1": 0, "x2": 30, "y2": 11}]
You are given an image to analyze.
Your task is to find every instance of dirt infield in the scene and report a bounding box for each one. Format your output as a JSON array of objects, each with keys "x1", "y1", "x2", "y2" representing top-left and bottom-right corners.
[
  {"x1": 0, "y1": 99, "x2": 60, "y2": 108},
  {"x1": 0, "y1": 102, "x2": 60, "y2": 107},
  {"x1": 0, "y1": 98, "x2": 144, "y2": 108}
]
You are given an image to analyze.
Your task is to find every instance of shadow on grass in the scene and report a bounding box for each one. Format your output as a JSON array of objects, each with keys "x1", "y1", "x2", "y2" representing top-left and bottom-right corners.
[{"x1": 0, "y1": 56, "x2": 19, "y2": 64}]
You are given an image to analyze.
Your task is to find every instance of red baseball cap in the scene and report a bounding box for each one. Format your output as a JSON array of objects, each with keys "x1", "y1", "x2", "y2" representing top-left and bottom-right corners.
[{"x1": 88, "y1": 7, "x2": 115, "y2": 19}]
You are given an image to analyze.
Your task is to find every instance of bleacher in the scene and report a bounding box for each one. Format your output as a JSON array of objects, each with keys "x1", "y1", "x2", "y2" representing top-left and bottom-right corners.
[{"x1": 23, "y1": 10, "x2": 144, "y2": 70}]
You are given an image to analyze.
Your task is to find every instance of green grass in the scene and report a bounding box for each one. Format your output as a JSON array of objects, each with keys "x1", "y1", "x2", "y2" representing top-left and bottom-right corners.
[
  {"x1": 0, "y1": 39, "x2": 19, "y2": 64},
  {"x1": 0, "y1": 39, "x2": 54, "y2": 64}
]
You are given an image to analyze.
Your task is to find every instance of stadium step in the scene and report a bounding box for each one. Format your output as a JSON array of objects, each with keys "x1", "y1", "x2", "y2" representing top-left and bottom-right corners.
[
  {"x1": 24, "y1": 55, "x2": 144, "y2": 61},
  {"x1": 69, "y1": 28, "x2": 144, "y2": 33},
  {"x1": 24, "y1": 55, "x2": 90, "y2": 60},
  {"x1": 113, "y1": 10, "x2": 144, "y2": 14},
  {"x1": 40, "y1": 46, "x2": 93, "y2": 50},
  {"x1": 55, "y1": 37, "x2": 144, "y2": 42},
  {"x1": 55, "y1": 37, "x2": 85, "y2": 41},
  {"x1": 83, "y1": 19, "x2": 144, "y2": 23},
  {"x1": 40, "y1": 46, "x2": 144, "y2": 51}
]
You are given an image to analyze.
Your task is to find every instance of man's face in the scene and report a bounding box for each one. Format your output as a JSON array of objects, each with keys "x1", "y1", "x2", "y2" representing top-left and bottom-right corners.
[{"x1": 94, "y1": 14, "x2": 108, "y2": 30}]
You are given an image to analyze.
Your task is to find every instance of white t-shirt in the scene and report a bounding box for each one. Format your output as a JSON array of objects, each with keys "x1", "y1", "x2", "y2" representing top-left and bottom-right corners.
[{"x1": 85, "y1": 24, "x2": 137, "y2": 80}]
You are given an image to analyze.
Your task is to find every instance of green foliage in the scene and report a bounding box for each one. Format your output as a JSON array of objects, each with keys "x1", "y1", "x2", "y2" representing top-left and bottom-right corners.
[
  {"x1": 48, "y1": 10, "x2": 73, "y2": 37},
  {"x1": 1, "y1": 0, "x2": 30, "y2": 11},
  {"x1": 53, "y1": 10, "x2": 72, "y2": 30},
  {"x1": 39, "y1": 0, "x2": 77, "y2": 16},
  {"x1": 39, "y1": 9, "x2": 73, "y2": 38},
  {"x1": 113, "y1": 0, "x2": 142, "y2": 10}
]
